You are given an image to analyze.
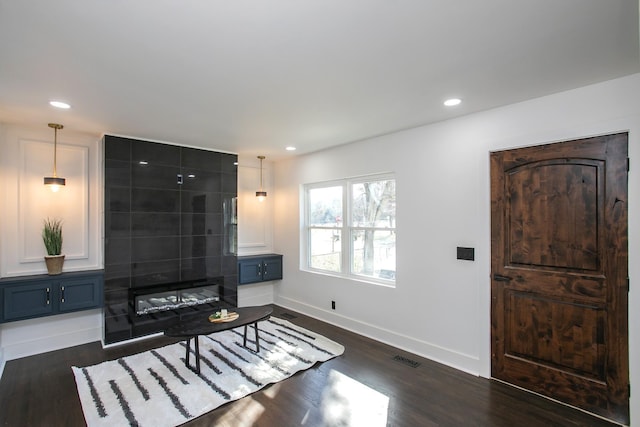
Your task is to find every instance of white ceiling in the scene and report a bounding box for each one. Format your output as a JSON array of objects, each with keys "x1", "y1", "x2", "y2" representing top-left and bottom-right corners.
[{"x1": 0, "y1": 0, "x2": 638, "y2": 159}]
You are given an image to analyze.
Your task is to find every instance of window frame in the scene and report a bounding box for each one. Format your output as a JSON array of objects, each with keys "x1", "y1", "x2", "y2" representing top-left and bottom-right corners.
[{"x1": 302, "y1": 173, "x2": 396, "y2": 286}]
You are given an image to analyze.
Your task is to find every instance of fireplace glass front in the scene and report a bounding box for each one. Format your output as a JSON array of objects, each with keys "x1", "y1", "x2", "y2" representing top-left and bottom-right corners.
[
  {"x1": 128, "y1": 277, "x2": 228, "y2": 337},
  {"x1": 135, "y1": 284, "x2": 221, "y2": 315}
]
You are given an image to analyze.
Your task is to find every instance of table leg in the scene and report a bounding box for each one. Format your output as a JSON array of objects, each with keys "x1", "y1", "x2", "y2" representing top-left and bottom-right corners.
[
  {"x1": 242, "y1": 322, "x2": 261, "y2": 352},
  {"x1": 184, "y1": 336, "x2": 201, "y2": 374},
  {"x1": 185, "y1": 337, "x2": 191, "y2": 367},
  {"x1": 253, "y1": 322, "x2": 260, "y2": 352},
  {"x1": 194, "y1": 336, "x2": 200, "y2": 374}
]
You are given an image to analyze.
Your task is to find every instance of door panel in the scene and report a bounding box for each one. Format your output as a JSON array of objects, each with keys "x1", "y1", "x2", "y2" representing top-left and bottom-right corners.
[
  {"x1": 491, "y1": 133, "x2": 628, "y2": 423},
  {"x1": 507, "y1": 160, "x2": 601, "y2": 270},
  {"x1": 506, "y1": 290, "x2": 605, "y2": 380}
]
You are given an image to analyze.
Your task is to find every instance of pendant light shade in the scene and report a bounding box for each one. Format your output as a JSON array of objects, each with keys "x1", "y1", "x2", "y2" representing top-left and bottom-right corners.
[
  {"x1": 256, "y1": 155, "x2": 267, "y2": 202},
  {"x1": 44, "y1": 123, "x2": 66, "y2": 192}
]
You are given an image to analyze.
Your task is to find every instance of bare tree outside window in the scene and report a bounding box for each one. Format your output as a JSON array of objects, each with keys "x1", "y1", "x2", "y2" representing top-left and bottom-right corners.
[{"x1": 351, "y1": 180, "x2": 396, "y2": 279}]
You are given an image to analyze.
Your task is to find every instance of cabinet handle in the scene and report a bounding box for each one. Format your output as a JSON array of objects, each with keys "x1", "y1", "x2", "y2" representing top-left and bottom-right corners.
[
  {"x1": 177, "y1": 174, "x2": 183, "y2": 185},
  {"x1": 263, "y1": 263, "x2": 267, "y2": 275},
  {"x1": 257, "y1": 265, "x2": 261, "y2": 276},
  {"x1": 46, "y1": 287, "x2": 50, "y2": 305},
  {"x1": 61, "y1": 286, "x2": 65, "y2": 303}
]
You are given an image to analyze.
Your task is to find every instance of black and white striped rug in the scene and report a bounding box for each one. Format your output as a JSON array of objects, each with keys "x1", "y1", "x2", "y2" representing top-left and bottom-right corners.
[{"x1": 73, "y1": 317, "x2": 344, "y2": 427}]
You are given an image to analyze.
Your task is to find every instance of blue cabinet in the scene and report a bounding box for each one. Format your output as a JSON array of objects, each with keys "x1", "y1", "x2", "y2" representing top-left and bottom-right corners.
[
  {"x1": 238, "y1": 254, "x2": 283, "y2": 285},
  {"x1": 0, "y1": 270, "x2": 103, "y2": 323}
]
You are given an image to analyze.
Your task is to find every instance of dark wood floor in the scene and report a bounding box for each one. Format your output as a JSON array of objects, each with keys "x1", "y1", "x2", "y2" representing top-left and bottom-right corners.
[{"x1": 0, "y1": 305, "x2": 621, "y2": 426}]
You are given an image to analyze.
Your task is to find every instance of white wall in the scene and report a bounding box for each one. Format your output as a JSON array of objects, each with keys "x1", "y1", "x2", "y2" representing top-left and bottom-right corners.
[
  {"x1": 273, "y1": 73, "x2": 640, "y2": 423},
  {"x1": 0, "y1": 123, "x2": 104, "y2": 377}
]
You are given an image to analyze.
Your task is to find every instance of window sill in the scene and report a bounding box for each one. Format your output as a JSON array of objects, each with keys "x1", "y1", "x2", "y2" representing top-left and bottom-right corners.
[{"x1": 300, "y1": 268, "x2": 396, "y2": 288}]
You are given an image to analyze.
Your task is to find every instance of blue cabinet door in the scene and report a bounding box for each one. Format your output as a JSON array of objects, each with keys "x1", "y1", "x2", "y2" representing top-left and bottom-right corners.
[
  {"x1": 59, "y1": 276, "x2": 103, "y2": 312},
  {"x1": 239, "y1": 259, "x2": 263, "y2": 284},
  {"x1": 4, "y1": 281, "x2": 54, "y2": 320},
  {"x1": 262, "y1": 256, "x2": 283, "y2": 282}
]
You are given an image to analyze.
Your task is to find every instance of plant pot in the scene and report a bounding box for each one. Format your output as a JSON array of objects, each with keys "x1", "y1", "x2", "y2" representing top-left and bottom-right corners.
[{"x1": 45, "y1": 254, "x2": 65, "y2": 275}]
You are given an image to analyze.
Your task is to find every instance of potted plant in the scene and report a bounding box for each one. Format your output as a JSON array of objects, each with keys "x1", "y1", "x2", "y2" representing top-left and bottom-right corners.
[{"x1": 42, "y1": 218, "x2": 64, "y2": 275}]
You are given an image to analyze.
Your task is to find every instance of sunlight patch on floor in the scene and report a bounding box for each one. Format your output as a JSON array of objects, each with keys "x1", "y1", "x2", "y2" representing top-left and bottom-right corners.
[
  {"x1": 214, "y1": 397, "x2": 265, "y2": 426},
  {"x1": 319, "y1": 369, "x2": 389, "y2": 426},
  {"x1": 262, "y1": 381, "x2": 282, "y2": 399}
]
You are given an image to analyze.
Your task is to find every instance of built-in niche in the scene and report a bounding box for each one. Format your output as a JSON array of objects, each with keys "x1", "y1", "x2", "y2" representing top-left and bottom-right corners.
[{"x1": 103, "y1": 135, "x2": 238, "y2": 344}]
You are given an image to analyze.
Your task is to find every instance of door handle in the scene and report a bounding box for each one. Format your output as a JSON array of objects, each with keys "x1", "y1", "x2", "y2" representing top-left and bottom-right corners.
[{"x1": 493, "y1": 274, "x2": 512, "y2": 282}]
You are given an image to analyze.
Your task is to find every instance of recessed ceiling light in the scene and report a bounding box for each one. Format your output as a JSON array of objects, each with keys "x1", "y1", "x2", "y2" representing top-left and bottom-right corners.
[
  {"x1": 49, "y1": 100, "x2": 71, "y2": 109},
  {"x1": 444, "y1": 98, "x2": 462, "y2": 107},
  {"x1": 285, "y1": 146, "x2": 296, "y2": 151}
]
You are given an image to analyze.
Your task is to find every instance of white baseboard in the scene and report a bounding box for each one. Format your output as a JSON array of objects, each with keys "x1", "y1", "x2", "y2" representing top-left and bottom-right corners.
[
  {"x1": 275, "y1": 296, "x2": 480, "y2": 376},
  {"x1": 101, "y1": 332, "x2": 163, "y2": 349}
]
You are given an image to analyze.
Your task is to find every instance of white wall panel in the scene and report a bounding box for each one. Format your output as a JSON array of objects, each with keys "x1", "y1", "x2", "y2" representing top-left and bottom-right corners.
[
  {"x1": 0, "y1": 124, "x2": 102, "y2": 277},
  {"x1": 19, "y1": 140, "x2": 89, "y2": 262},
  {"x1": 235, "y1": 157, "x2": 276, "y2": 305},
  {"x1": 237, "y1": 157, "x2": 273, "y2": 254}
]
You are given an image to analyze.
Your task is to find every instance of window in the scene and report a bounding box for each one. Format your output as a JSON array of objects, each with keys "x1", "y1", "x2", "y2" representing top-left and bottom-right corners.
[{"x1": 304, "y1": 174, "x2": 396, "y2": 285}]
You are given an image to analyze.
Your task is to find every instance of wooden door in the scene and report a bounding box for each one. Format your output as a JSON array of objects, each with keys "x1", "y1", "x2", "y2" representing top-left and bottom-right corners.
[{"x1": 490, "y1": 133, "x2": 629, "y2": 423}]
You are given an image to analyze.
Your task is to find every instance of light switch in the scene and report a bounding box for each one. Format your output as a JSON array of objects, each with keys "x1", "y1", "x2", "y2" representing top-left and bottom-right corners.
[{"x1": 457, "y1": 247, "x2": 475, "y2": 261}]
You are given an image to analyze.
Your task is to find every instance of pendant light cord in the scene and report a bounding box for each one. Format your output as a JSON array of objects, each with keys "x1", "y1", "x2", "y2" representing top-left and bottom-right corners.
[{"x1": 53, "y1": 126, "x2": 58, "y2": 177}]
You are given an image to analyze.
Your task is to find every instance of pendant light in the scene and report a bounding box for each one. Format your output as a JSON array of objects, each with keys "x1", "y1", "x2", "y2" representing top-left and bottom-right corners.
[
  {"x1": 256, "y1": 155, "x2": 267, "y2": 202},
  {"x1": 44, "y1": 123, "x2": 66, "y2": 192}
]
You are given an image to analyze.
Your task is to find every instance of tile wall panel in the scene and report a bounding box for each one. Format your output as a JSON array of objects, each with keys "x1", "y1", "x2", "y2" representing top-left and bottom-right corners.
[{"x1": 103, "y1": 135, "x2": 238, "y2": 344}]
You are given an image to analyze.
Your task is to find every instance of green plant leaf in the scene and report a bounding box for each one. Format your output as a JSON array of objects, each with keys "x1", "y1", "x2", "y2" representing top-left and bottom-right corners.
[{"x1": 42, "y1": 218, "x2": 63, "y2": 256}]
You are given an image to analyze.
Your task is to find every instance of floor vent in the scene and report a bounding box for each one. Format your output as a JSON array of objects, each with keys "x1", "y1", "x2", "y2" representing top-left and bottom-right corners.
[
  {"x1": 392, "y1": 355, "x2": 420, "y2": 368},
  {"x1": 279, "y1": 312, "x2": 297, "y2": 320}
]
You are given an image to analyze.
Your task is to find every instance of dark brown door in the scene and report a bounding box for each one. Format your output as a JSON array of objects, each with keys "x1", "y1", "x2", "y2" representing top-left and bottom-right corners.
[{"x1": 490, "y1": 133, "x2": 629, "y2": 423}]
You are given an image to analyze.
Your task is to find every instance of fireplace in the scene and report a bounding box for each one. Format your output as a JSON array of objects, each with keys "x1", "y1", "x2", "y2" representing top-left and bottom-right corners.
[
  {"x1": 133, "y1": 280, "x2": 221, "y2": 315},
  {"x1": 129, "y1": 277, "x2": 230, "y2": 337}
]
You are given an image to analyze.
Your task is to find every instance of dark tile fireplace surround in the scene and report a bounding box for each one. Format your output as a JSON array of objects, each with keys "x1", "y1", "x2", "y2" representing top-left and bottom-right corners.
[{"x1": 104, "y1": 135, "x2": 238, "y2": 344}]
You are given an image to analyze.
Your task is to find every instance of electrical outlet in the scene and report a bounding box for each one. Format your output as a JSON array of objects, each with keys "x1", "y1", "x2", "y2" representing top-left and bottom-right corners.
[{"x1": 331, "y1": 300, "x2": 336, "y2": 310}]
